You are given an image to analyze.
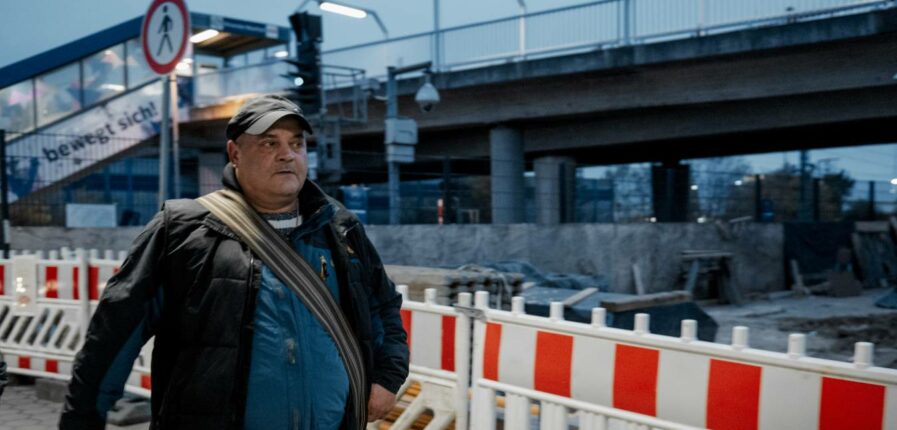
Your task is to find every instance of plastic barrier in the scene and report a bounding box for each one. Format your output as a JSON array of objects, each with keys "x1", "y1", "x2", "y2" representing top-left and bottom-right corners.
[
  {"x1": 373, "y1": 286, "x2": 471, "y2": 430},
  {"x1": 469, "y1": 293, "x2": 897, "y2": 430}
]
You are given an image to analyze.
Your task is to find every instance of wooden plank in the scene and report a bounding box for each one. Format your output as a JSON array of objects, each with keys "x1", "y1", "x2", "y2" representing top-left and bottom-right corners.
[
  {"x1": 789, "y1": 259, "x2": 807, "y2": 295},
  {"x1": 681, "y1": 252, "x2": 733, "y2": 261},
  {"x1": 632, "y1": 263, "x2": 645, "y2": 295},
  {"x1": 600, "y1": 291, "x2": 692, "y2": 312},
  {"x1": 561, "y1": 287, "x2": 598, "y2": 306},
  {"x1": 684, "y1": 260, "x2": 701, "y2": 294},
  {"x1": 855, "y1": 221, "x2": 889, "y2": 233}
]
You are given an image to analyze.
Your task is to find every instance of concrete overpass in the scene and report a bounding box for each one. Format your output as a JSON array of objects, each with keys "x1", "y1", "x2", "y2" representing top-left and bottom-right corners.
[{"x1": 184, "y1": 6, "x2": 897, "y2": 222}]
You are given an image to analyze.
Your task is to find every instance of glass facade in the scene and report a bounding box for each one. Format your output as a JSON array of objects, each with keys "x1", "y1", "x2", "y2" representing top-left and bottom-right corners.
[
  {"x1": 83, "y1": 45, "x2": 126, "y2": 106},
  {"x1": 126, "y1": 38, "x2": 156, "y2": 89},
  {"x1": 0, "y1": 80, "x2": 36, "y2": 132},
  {"x1": 35, "y1": 63, "x2": 81, "y2": 126}
]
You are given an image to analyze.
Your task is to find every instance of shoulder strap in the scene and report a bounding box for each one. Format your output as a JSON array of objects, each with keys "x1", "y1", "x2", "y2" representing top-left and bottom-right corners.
[{"x1": 197, "y1": 189, "x2": 367, "y2": 429}]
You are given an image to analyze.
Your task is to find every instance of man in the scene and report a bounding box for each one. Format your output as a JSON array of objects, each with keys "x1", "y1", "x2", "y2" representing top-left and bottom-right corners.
[{"x1": 60, "y1": 95, "x2": 409, "y2": 429}]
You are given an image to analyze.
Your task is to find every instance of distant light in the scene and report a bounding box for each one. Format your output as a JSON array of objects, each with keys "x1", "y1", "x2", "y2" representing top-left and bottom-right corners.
[
  {"x1": 181, "y1": 58, "x2": 193, "y2": 64},
  {"x1": 734, "y1": 180, "x2": 743, "y2": 186},
  {"x1": 273, "y1": 50, "x2": 289, "y2": 58},
  {"x1": 697, "y1": 216, "x2": 707, "y2": 223},
  {"x1": 320, "y1": 1, "x2": 367, "y2": 19},
  {"x1": 890, "y1": 178, "x2": 897, "y2": 185},
  {"x1": 690, "y1": 185, "x2": 699, "y2": 191},
  {"x1": 190, "y1": 29, "x2": 219, "y2": 44},
  {"x1": 649, "y1": 217, "x2": 657, "y2": 223},
  {"x1": 176, "y1": 62, "x2": 192, "y2": 72},
  {"x1": 100, "y1": 84, "x2": 126, "y2": 92},
  {"x1": 293, "y1": 77, "x2": 305, "y2": 87}
]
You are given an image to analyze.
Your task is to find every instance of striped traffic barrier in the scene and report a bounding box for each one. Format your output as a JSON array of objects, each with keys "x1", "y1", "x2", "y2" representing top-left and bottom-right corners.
[
  {"x1": 470, "y1": 293, "x2": 897, "y2": 430},
  {"x1": 382, "y1": 286, "x2": 471, "y2": 430}
]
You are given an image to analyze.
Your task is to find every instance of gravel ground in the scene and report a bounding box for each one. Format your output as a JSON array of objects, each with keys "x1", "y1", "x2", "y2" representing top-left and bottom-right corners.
[{"x1": 705, "y1": 287, "x2": 897, "y2": 368}]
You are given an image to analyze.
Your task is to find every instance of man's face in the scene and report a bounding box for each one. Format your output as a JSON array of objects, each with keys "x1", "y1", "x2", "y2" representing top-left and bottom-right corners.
[{"x1": 227, "y1": 116, "x2": 307, "y2": 210}]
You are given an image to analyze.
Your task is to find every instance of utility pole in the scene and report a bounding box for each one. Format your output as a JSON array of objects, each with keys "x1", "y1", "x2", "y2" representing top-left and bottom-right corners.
[{"x1": 385, "y1": 62, "x2": 435, "y2": 225}]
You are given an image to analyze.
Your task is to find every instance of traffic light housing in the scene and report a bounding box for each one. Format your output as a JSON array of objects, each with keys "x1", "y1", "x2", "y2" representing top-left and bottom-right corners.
[{"x1": 286, "y1": 12, "x2": 323, "y2": 115}]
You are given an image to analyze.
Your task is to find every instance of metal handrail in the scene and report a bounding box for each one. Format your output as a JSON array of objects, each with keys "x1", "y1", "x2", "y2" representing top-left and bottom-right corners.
[{"x1": 322, "y1": 0, "x2": 894, "y2": 76}]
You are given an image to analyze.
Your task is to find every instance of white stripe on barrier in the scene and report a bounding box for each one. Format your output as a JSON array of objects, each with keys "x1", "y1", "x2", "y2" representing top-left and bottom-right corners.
[
  {"x1": 570, "y1": 335, "x2": 615, "y2": 407},
  {"x1": 656, "y1": 349, "x2": 709, "y2": 427}
]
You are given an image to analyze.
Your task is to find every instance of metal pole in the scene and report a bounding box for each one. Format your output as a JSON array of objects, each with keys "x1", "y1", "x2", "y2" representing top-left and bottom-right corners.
[
  {"x1": 433, "y1": 0, "x2": 441, "y2": 71},
  {"x1": 158, "y1": 75, "x2": 170, "y2": 208},
  {"x1": 623, "y1": 0, "x2": 633, "y2": 45},
  {"x1": 869, "y1": 181, "x2": 876, "y2": 220},
  {"x1": 170, "y1": 73, "x2": 181, "y2": 198},
  {"x1": 386, "y1": 67, "x2": 400, "y2": 225},
  {"x1": 754, "y1": 174, "x2": 762, "y2": 221},
  {"x1": 798, "y1": 149, "x2": 811, "y2": 222},
  {"x1": 0, "y1": 129, "x2": 9, "y2": 255},
  {"x1": 518, "y1": 1, "x2": 527, "y2": 58}
]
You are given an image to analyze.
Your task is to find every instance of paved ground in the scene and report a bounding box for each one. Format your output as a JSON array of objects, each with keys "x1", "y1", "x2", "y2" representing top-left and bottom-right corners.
[{"x1": 0, "y1": 384, "x2": 148, "y2": 430}]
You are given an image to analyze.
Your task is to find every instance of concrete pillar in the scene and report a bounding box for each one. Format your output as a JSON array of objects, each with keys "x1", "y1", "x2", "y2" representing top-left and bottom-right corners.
[
  {"x1": 651, "y1": 161, "x2": 690, "y2": 222},
  {"x1": 198, "y1": 152, "x2": 227, "y2": 196},
  {"x1": 490, "y1": 127, "x2": 525, "y2": 224},
  {"x1": 534, "y1": 156, "x2": 576, "y2": 224}
]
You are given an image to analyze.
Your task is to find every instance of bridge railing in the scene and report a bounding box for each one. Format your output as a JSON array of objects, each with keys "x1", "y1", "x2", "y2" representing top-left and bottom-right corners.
[{"x1": 323, "y1": 0, "x2": 894, "y2": 79}]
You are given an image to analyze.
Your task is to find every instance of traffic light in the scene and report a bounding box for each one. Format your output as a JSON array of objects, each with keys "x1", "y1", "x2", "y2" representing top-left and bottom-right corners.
[{"x1": 286, "y1": 12, "x2": 323, "y2": 115}]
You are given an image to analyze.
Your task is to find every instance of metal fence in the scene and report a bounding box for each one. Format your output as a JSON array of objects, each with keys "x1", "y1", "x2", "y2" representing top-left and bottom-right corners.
[
  {"x1": 322, "y1": 0, "x2": 894, "y2": 79},
  {"x1": 3, "y1": 130, "x2": 895, "y2": 227}
]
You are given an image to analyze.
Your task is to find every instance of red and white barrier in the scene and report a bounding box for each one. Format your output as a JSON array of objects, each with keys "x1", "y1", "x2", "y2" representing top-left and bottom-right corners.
[
  {"x1": 376, "y1": 286, "x2": 472, "y2": 430},
  {"x1": 470, "y1": 294, "x2": 897, "y2": 430}
]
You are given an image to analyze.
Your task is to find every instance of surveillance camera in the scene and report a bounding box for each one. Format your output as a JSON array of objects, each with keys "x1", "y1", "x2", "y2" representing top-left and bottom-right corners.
[{"x1": 415, "y1": 82, "x2": 440, "y2": 113}]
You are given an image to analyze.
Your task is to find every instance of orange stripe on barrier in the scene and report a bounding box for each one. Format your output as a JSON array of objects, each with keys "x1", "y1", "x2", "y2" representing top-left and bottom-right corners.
[
  {"x1": 819, "y1": 377, "x2": 885, "y2": 430},
  {"x1": 19, "y1": 356, "x2": 31, "y2": 369},
  {"x1": 483, "y1": 322, "x2": 502, "y2": 381},
  {"x1": 141, "y1": 374, "x2": 152, "y2": 390},
  {"x1": 72, "y1": 267, "x2": 79, "y2": 300},
  {"x1": 46, "y1": 266, "x2": 59, "y2": 298},
  {"x1": 46, "y1": 360, "x2": 58, "y2": 373},
  {"x1": 707, "y1": 359, "x2": 761, "y2": 430},
  {"x1": 441, "y1": 315, "x2": 456, "y2": 372},
  {"x1": 88, "y1": 266, "x2": 99, "y2": 300},
  {"x1": 613, "y1": 344, "x2": 659, "y2": 416},
  {"x1": 401, "y1": 310, "x2": 412, "y2": 348},
  {"x1": 534, "y1": 331, "x2": 573, "y2": 397}
]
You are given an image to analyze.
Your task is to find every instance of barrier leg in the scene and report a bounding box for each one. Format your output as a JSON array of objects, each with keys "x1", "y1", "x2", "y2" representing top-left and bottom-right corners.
[
  {"x1": 471, "y1": 386, "x2": 496, "y2": 430},
  {"x1": 578, "y1": 411, "x2": 608, "y2": 430},
  {"x1": 423, "y1": 411, "x2": 453, "y2": 430},
  {"x1": 540, "y1": 401, "x2": 567, "y2": 430},
  {"x1": 504, "y1": 393, "x2": 531, "y2": 430},
  {"x1": 390, "y1": 392, "x2": 427, "y2": 430}
]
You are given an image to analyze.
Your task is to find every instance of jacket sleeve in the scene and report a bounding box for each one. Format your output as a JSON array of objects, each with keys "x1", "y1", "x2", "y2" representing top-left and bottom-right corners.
[
  {"x1": 59, "y1": 209, "x2": 168, "y2": 429},
  {"x1": 352, "y1": 227, "x2": 409, "y2": 394}
]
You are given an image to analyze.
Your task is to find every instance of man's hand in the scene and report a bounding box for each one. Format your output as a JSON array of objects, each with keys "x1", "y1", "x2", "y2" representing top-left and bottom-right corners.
[{"x1": 367, "y1": 383, "x2": 397, "y2": 422}]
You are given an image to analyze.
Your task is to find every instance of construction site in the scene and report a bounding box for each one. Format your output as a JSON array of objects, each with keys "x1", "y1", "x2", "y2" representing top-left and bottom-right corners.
[{"x1": 2, "y1": 0, "x2": 897, "y2": 429}]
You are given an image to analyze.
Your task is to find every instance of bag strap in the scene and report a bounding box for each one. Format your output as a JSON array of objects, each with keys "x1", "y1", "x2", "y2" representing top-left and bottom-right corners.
[{"x1": 197, "y1": 189, "x2": 367, "y2": 429}]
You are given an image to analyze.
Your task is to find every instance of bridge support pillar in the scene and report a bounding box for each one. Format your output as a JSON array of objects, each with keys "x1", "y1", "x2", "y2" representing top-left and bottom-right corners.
[
  {"x1": 651, "y1": 160, "x2": 691, "y2": 222},
  {"x1": 534, "y1": 156, "x2": 576, "y2": 224},
  {"x1": 490, "y1": 126, "x2": 525, "y2": 224}
]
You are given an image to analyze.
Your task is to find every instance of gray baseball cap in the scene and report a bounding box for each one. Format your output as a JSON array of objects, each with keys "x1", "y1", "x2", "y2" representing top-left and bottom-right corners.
[{"x1": 226, "y1": 94, "x2": 313, "y2": 140}]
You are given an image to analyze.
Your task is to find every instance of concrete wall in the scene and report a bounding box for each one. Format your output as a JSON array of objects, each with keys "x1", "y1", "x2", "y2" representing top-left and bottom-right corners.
[
  {"x1": 11, "y1": 222, "x2": 784, "y2": 294},
  {"x1": 365, "y1": 222, "x2": 784, "y2": 295}
]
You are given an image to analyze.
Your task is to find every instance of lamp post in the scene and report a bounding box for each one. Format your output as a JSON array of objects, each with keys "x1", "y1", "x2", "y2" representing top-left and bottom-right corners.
[{"x1": 384, "y1": 62, "x2": 438, "y2": 224}]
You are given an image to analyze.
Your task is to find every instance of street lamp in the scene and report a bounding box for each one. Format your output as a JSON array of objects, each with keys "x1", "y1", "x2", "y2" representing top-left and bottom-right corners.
[{"x1": 298, "y1": 0, "x2": 389, "y2": 38}]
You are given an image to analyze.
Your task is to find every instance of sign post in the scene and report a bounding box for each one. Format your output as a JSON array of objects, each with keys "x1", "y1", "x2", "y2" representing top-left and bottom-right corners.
[{"x1": 141, "y1": 0, "x2": 189, "y2": 207}]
